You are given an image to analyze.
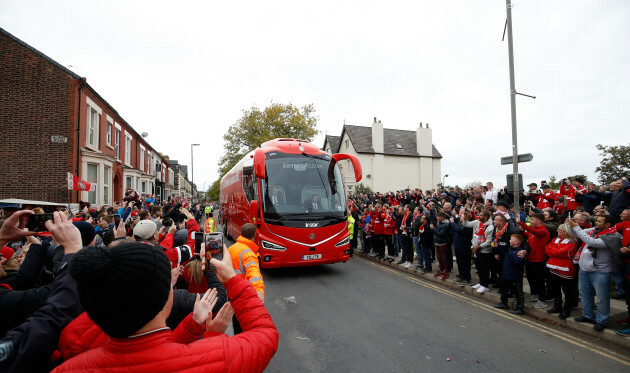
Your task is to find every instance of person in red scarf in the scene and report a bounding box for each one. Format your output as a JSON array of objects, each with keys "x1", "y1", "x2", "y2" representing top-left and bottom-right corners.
[
  {"x1": 544, "y1": 224, "x2": 578, "y2": 319},
  {"x1": 490, "y1": 215, "x2": 511, "y2": 287},
  {"x1": 517, "y1": 213, "x2": 550, "y2": 309},
  {"x1": 568, "y1": 215, "x2": 622, "y2": 332},
  {"x1": 397, "y1": 205, "x2": 414, "y2": 267}
]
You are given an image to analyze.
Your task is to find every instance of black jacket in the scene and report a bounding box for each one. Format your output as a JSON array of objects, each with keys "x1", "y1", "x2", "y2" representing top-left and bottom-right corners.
[{"x1": 0, "y1": 253, "x2": 82, "y2": 373}]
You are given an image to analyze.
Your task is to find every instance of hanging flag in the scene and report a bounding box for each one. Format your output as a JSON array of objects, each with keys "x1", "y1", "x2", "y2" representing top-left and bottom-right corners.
[{"x1": 67, "y1": 172, "x2": 96, "y2": 192}]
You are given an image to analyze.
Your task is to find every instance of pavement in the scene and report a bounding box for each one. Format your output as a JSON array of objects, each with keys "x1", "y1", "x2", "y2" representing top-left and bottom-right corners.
[{"x1": 354, "y1": 247, "x2": 630, "y2": 350}]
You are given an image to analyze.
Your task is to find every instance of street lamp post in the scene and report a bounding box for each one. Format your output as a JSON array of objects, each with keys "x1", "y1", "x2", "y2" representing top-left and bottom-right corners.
[
  {"x1": 442, "y1": 174, "x2": 449, "y2": 189},
  {"x1": 191, "y1": 144, "x2": 200, "y2": 201}
]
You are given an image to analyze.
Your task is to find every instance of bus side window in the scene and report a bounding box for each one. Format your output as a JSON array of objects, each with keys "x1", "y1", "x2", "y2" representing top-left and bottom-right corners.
[{"x1": 242, "y1": 166, "x2": 255, "y2": 202}]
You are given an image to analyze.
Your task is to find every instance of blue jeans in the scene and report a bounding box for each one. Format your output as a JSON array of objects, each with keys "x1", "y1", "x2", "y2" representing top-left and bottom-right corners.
[
  {"x1": 579, "y1": 270, "x2": 612, "y2": 324},
  {"x1": 613, "y1": 262, "x2": 625, "y2": 295},
  {"x1": 394, "y1": 234, "x2": 403, "y2": 257},
  {"x1": 413, "y1": 236, "x2": 420, "y2": 263},
  {"x1": 420, "y1": 245, "x2": 433, "y2": 271}
]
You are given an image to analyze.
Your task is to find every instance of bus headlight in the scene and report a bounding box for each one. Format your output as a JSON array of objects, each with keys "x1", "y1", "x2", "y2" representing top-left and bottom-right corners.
[
  {"x1": 335, "y1": 236, "x2": 350, "y2": 247},
  {"x1": 261, "y1": 240, "x2": 287, "y2": 251}
]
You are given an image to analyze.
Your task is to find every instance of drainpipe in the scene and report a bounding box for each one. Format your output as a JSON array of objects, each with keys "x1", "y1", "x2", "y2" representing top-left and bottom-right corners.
[{"x1": 76, "y1": 78, "x2": 85, "y2": 204}]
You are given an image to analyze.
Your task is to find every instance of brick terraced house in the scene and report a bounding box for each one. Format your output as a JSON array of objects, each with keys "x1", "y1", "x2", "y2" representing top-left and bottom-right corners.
[{"x1": 0, "y1": 27, "x2": 190, "y2": 204}]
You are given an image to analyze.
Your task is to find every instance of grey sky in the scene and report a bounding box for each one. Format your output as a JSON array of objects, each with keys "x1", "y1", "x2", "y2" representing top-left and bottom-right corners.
[{"x1": 2, "y1": 0, "x2": 629, "y2": 192}]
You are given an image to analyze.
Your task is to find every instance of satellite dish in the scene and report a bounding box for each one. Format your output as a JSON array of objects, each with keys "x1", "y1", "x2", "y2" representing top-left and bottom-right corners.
[{"x1": 141, "y1": 132, "x2": 148, "y2": 138}]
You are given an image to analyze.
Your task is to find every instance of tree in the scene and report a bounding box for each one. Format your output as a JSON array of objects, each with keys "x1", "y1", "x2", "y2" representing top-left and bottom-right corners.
[
  {"x1": 548, "y1": 175, "x2": 559, "y2": 190},
  {"x1": 595, "y1": 143, "x2": 630, "y2": 185},
  {"x1": 218, "y1": 103, "x2": 319, "y2": 176},
  {"x1": 206, "y1": 179, "x2": 220, "y2": 201},
  {"x1": 353, "y1": 183, "x2": 372, "y2": 195},
  {"x1": 463, "y1": 181, "x2": 483, "y2": 190}
]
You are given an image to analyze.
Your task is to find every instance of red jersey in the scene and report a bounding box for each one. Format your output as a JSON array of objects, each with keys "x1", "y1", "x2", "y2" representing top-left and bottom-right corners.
[{"x1": 537, "y1": 192, "x2": 556, "y2": 210}]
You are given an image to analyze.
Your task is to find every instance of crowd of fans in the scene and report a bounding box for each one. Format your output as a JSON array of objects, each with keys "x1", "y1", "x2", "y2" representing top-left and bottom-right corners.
[
  {"x1": 0, "y1": 189, "x2": 277, "y2": 372},
  {"x1": 348, "y1": 177, "x2": 630, "y2": 334}
]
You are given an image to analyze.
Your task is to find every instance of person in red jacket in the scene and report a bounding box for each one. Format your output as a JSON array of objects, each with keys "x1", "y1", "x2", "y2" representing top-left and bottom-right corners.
[
  {"x1": 537, "y1": 185, "x2": 556, "y2": 210},
  {"x1": 372, "y1": 204, "x2": 386, "y2": 259},
  {"x1": 53, "y1": 242, "x2": 278, "y2": 372},
  {"x1": 517, "y1": 213, "x2": 550, "y2": 309},
  {"x1": 560, "y1": 177, "x2": 587, "y2": 213},
  {"x1": 544, "y1": 224, "x2": 578, "y2": 319},
  {"x1": 383, "y1": 208, "x2": 396, "y2": 262}
]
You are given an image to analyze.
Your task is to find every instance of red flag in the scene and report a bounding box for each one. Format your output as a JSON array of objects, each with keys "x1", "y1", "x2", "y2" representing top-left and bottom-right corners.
[{"x1": 67, "y1": 172, "x2": 96, "y2": 192}]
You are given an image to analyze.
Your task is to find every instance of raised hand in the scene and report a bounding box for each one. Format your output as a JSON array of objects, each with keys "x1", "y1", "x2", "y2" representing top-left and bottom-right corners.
[
  {"x1": 192, "y1": 288, "x2": 219, "y2": 325},
  {"x1": 206, "y1": 302, "x2": 234, "y2": 334}
]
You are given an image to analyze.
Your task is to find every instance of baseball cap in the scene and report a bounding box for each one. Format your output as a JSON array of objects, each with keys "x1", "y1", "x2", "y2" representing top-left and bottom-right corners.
[
  {"x1": 133, "y1": 220, "x2": 158, "y2": 240},
  {"x1": 527, "y1": 183, "x2": 537, "y2": 187}
]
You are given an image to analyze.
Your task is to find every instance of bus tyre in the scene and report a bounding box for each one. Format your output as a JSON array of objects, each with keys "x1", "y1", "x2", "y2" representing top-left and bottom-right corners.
[{"x1": 223, "y1": 220, "x2": 230, "y2": 240}]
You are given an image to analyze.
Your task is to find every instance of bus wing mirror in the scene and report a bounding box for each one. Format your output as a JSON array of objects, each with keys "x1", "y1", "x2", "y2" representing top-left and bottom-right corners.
[
  {"x1": 332, "y1": 153, "x2": 362, "y2": 182},
  {"x1": 254, "y1": 148, "x2": 266, "y2": 179},
  {"x1": 249, "y1": 200, "x2": 259, "y2": 223}
]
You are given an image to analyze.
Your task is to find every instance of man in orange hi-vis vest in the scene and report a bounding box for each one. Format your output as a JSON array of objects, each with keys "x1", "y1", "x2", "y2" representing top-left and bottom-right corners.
[{"x1": 228, "y1": 223, "x2": 265, "y2": 334}]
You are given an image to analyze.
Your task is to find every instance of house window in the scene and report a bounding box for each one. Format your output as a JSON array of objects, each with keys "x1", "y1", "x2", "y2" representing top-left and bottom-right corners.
[
  {"x1": 141, "y1": 181, "x2": 147, "y2": 194},
  {"x1": 103, "y1": 166, "x2": 110, "y2": 205},
  {"x1": 140, "y1": 147, "x2": 145, "y2": 172},
  {"x1": 87, "y1": 164, "x2": 98, "y2": 204},
  {"x1": 395, "y1": 143, "x2": 403, "y2": 150},
  {"x1": 345, "y1": 140, "x2": 349, "y2": 149},
  {"x1": 87, "y1": 108, "x2": 100, "y2": 148},
  {"x1": 115, "y1": 130, "x2": 120, "y2": 159},
  {"x1": 125, "y1": 176, "x2": 133, "y2": 190},
  {"x1": 125, "y1": 135, "x2": 132, "y2": 165},
  {"x1": 136, "y1": 177, "x2": 140, "y2": 191},
  {"x1": 106, "y1": 122, "x2": 112, "y2": 145}
]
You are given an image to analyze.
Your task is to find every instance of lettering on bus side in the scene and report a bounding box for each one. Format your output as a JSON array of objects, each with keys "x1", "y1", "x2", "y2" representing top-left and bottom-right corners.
[{"x1": 305, "y1": 222, "x2": 319, "y2": 228}]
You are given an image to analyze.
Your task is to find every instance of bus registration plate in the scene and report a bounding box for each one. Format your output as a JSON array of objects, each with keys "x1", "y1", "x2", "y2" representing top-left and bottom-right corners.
[{"x1": 302, "y1": 254, "x2": 322, "y2": 260}]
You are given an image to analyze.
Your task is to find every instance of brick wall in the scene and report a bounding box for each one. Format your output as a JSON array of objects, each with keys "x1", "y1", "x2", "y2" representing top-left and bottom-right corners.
[{"x1": 0, "y1": 31, "x2": 78, "y2": 202}]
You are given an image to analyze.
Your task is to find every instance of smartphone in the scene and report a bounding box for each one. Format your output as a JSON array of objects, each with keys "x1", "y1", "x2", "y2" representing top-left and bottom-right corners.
[
  {"x1": 112, "y1": 214, "x2": 121, "y2": 227},
  {"x1": 191, "y1": 231, "x2": 204, "y2": 253},
  {"x1": 24, "y1": 213, "x2": 54, "y2": 232},
  {"x1": 204, "y1": 232, "x2": 224, "y2": 269}
]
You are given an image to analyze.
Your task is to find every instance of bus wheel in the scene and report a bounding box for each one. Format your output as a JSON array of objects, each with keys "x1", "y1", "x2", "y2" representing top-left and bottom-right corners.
[{"x1": 223, "y1": 220, "x2": 230, "y2": 240}]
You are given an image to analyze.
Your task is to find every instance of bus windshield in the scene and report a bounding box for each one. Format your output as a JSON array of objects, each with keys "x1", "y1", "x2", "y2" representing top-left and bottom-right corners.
[{"x1": 261, "y1": 151, "x2": 346, "y2": 224}]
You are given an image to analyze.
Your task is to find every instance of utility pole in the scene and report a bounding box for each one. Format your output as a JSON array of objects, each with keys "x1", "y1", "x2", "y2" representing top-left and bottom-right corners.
[{"x1": 505, "y1": 0, "x2": 520, "y2": 215}]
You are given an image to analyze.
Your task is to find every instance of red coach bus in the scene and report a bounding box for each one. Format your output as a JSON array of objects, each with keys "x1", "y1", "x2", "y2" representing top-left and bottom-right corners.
[{"x1": 219, "y1": 138, "x2": 362, "y2": 268}]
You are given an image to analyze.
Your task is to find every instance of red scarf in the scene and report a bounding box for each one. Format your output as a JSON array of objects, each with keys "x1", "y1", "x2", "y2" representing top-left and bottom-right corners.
[
  {"x1": 418, "y1": 222, "x2": 426, "y2": 237},
  {"x1": 579, "y1": 225, "x2": 618, "y2": 250},
  {"x1": 402, "y1": 212, "x2": 410, "y2": 234},
  {"x1": 492, "y1": 223, "x2": 508, "y2": 247},
  {"x1": 475, "y1": 221, "x2": 487, "y2": 243}
]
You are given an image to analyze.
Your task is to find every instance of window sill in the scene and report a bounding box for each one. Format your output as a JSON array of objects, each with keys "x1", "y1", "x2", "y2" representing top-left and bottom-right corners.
[{"x1": 106, "y1": 144, "x2": 114, "y2": 150}]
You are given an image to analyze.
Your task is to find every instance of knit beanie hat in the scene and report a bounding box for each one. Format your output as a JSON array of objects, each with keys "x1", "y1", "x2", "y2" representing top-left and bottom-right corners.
[
  {"x1": 173, "y1": 229, "x2": 188, "y2": 247},
  {"x1": 1, "y1": 246, "x2": 15, "y2": 262},
  {"x1": 73, "y1": 222, "x2": 96, "y2": 247},
  {"x1": 69, "y1": 242, "x2": 172, "y2": 338}
]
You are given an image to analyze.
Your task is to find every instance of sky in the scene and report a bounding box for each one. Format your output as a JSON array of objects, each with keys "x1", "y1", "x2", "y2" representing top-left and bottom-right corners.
[{"x1": 2, "y1": 0, "x2": 629, "y2": 192}]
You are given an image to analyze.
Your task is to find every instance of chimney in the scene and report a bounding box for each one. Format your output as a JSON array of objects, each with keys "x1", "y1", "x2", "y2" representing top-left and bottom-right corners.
[
  {"x1": 416, "y1": 120, "x2": 432, "y2": 156},
  {"x1": 372, "y1": 117, "x2": 384, "y2": 153}
]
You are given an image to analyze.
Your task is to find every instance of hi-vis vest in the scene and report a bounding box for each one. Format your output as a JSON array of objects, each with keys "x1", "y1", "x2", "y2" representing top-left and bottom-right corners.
[
  {"x1": 204, "y1": 218, "x2": 217, "y2": 233},
  {"x1": 348, "y1": 215, "x2": 355, "y2": 239},
  {"x1": 204, "y1": 205, "x2": 212, "y2": 214}
]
